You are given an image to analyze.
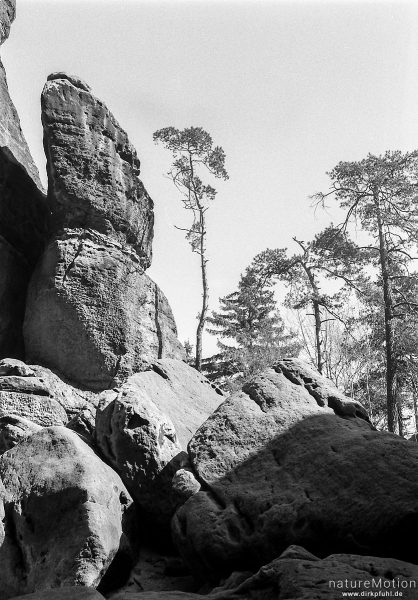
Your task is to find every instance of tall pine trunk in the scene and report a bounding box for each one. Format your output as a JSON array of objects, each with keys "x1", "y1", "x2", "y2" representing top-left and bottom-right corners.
[
  {"x1": 301, "y1": 262, "x2": 323, "y2": 374},
  {"x1": 195, "y1": 209, "x2": 208, "y2": 372},
  {"x1": 374, "y1": 192, "x2": 397, "y2": 433}
]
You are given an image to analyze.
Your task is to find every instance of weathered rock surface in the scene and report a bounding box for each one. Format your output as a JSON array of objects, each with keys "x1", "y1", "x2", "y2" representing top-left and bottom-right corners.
[
  {"x1": 96, "y1": 360, "x2": 222, "y2": 521},
  {"x1": 0, "y1": 389, "x2": 67, "y2": 427},
  {"x1": 0, "y1": 359, "x2": 98, "y2": 427},
  {"x1": 0, "y1": 55, "x2": 46, "y2": 258},
  {"x1": 0, "y1": 237, "x2": 29, "y2": 357},
  {"x1": 96, "y1": 378, "x2": 183, "y2": 523},
  {"x1": 0, "y1": 3, "x2": 47, "y2": 358},
  {"x1": 24, "y1": 231, "x2": 185, "y2": 390},
  {"x1": 0, "y1": 357, "x2": 35, "y2": 376},
  {"x1": 0, "y1": 415, "x2": 42, "y2": 453},
  {"x1": 107, "y1": 547, "x2": 195, "y2": 598},
  {"x1": 41, "y1": 73, "x2": 153, "y2": 267},
  {"x1": 108, "y1": 546, "x2": 418, "y2": 599},
  {"x1": 28, "y1": 363, "x2": 99, "y2": 416},
  {"x1": 0, "y1": 427, "x2": 133, "y2": 598},
  {"x1": 0, "y1": 0, "x2": 15, "y2": 44},
  {"x1": 11, "y1": 588, "x2": 104, "y2": 600},
  {"x1": 173, "y1": 360, "x2": 418, "y2": 578},
  {"x1": 128, "y1": 360, "x2": 223, "y2": 448},
  {"x1": 66, "y1": 406, "x2": 96, "y2": 444}
]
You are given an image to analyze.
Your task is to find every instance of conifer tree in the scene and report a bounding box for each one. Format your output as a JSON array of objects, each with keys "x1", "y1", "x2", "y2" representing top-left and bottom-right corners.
[{"x1": 206, "y1": 268, "x2": 300, "y2": 387}]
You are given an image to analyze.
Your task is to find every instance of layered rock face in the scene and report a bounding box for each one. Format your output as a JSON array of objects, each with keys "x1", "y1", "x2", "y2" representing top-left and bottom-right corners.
[
  {"x1": 24, "y1": 73, "x2": 185, "y2": 389},
  {"x1": 173, "y1": 359, "x2": 418, "y2": 578},
  {"x1": 0, "y1": 2, "x2": 48, "y2": 358},
  {"x1": 0, "y1": 358, "x2": 99, "y2": 435},
  {"x1": 24, "y1": 231, "x2": 183, "y2": 389},
  {"x1": 41, "y1": 72, "x2": 154, "y2": 266}
]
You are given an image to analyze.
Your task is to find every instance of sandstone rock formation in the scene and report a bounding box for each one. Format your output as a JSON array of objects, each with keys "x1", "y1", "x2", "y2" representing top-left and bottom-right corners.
[
  {"x1": 23, "y1": 73, "x2": 185, "y2": 388},
  {"x1": 0, "y1": 381, "x2": 67, "y2": 426},
  {"x1": 173, "y1": 360, "x2": 418, "y2": 578},
  {"x1": 108, "y1": 546, "x2": 418, "y2": 600},
  {"x1": 0, "y1": 3, "x2": 48, "y2": 358},
  {"x1": 0, "y1": 427, "x2": 133, "y2": 598},
  {"x1": 0, "y1": 358, "x2": 99, "y2": 427},
  {"x1": 0, "y1": 415, "x2": 42, "y2": 453},
  {"x1": 24, "y1": 231, "x2": 184, "y2": 390},
  {"x1": 41, "y1": 73, "x2": 153, "y2": 265},
  {"x1": 95, "y1": 359, "x2": 222, "y2": 522}
]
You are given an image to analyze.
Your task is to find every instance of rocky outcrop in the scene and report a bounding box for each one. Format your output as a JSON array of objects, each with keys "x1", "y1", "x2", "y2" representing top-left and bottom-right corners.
[
  {"x1": 24, "y1": 232, "x2": 185, "y2": 390},
  {"x1": 0, "y1": 427, "x2": 133, "y2": 598},
  {"x1": 95, "y1": 359, "x2": 222, "y2": 523},
  {"x1": 0, "y1": 5, "x2": 48, "y2": 358},
  {"x1": 173, "y1": 360, "x2": 418, "y2": 579},
  {"x1": 0, "y1": 359, "x2": 98, "y2": 427},
  {"x1": 41, "y1": 73, "x2": 153, "y2": 266},
  {"x1": 23, "y1": 73, "x2": 186, "y2": 388},
  {"x1": 126, "y1": 360, "x2": 223, "y2": 448}
]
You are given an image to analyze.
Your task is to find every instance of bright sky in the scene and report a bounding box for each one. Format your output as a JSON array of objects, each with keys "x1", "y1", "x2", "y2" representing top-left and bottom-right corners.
[{"x1": 2, "y1": 0, "x2": 418, "y2": 356}]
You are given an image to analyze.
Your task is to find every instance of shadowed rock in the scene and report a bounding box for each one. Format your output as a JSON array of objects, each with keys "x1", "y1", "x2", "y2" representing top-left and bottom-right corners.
[
  {"x1": 0, "y1": 0, "x2": 15, "y2": 45},
  {"x1": 0, "y1": 6, "x2": 48, "y2": 358},
  {"x1": 107, "y1": 546, "x2": 418, "y2": 599},
  {"x1": 173, "y1": 361, "x2": 418, "y2": 579}
]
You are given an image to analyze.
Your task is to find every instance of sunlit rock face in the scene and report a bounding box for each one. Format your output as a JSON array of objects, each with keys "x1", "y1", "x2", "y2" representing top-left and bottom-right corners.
[
  {"x1": 24, "y1": 230, "x2": 185, "y2": 390},
  {"x1": 23, "y1": 73, "x2": 184, "y2": 388},
  {"x1": 95, "y1": 359, "x2": 222, "y2": 523},
  {"x1": 41, "y1": 73, "x2": 154, "y2": 268}
]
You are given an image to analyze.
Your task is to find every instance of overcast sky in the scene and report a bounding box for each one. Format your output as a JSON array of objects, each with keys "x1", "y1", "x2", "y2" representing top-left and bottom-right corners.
[{"x1": 3, "y1": 0, "x2": 418, "y2": 356}]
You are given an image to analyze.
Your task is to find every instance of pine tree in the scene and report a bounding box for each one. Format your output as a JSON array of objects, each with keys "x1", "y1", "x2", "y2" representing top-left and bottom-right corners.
[
  {"x1": 205, "y1": 268, "x2": 300, "y2": 388},
  {"x1": 314, "y1": 150, "x2": 418, "y2": 433}
]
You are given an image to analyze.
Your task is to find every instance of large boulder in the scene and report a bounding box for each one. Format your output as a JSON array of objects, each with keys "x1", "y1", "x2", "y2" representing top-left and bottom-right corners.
[
  {"x1": 0, "y1": 427, "x2": 133, "y2": 598},
  {"x1": 24, "y1": 231, "x2": 184, "y2": 390},
  {"x1": 173, "y1": 359, "x2": 418, "y2": 578},
  {"x1": 41, "y1": 73, "x2": 153, "y2": 267},
  {"x1": 95, "y1": 360, "x2": 222, "y2": 522}
]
